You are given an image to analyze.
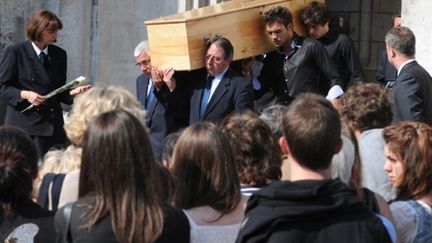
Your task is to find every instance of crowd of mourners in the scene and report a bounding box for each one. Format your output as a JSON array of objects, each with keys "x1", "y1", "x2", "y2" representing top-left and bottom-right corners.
[{"x1": 1, "y1": 1, "x2": 432, "y2": 243}]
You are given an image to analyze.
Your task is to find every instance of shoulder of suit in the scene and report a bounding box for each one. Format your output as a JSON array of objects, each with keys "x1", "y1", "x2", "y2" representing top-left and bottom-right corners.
[
  {"x1": 136, "y1": 73, "x2": 149, "y2": 82},
  {"x1": 5, "y1": 41, "x2": 28, "y2": 52},
  {"x1": 48, "y1": 44, "x2": 66, "y2": 54}
]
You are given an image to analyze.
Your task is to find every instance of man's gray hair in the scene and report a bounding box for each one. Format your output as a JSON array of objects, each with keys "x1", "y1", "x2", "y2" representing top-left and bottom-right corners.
[
  {"x1": 385, "y1": 26, "x2": 415, "y2": 57},
  {"x1": 134, "y1": 40, "x2": 149, "y2": 58}
]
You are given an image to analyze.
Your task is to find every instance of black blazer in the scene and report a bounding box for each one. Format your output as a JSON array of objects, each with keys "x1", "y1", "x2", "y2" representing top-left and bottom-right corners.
[
  {"x1": 392, "y1": 61, "x2": 432, "y2": 124},
  {"x1": 0, "y1": 41, "x2": 71, "y2": 136},
  {"x1": 136, "y1": 74, "x2": 177, "y2": 160},
  {"x1": 188, "y1": 68, "x2": 253, "y2": 124}
]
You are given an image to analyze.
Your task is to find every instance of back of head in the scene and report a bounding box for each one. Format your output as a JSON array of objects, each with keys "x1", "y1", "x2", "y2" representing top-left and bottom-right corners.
[
  {"x1": 301, "y1": 1, "x2": 329, "y2": 27},
  {"x1": 80, "y1": 109, "x2": 164, "y2": 242},
  {"x1": 161, "y1": 131, "x2": 181, "y2": 167},
  {"x1": 26, "y1": 10, "x2": 63, "y2": 42},
  {"x1": 58, "y1": 145, "x2": 82, "y2": 173},
  {"x1": 385, "y1": 26, "x2": 416, "y2": 57},
  {"x1": 171, "y1": 122, "x2": 240, "y2": 213},
  {"x1": 339, "y1": 82, "x2": 393, "y2": 132},
  {"x1": 220, "y1": 110, "x2": 282, "y2": 186},
  {"x1": 282, "y1": 93, "x2": 341, "y2": 170},
  {"x1": 0, "y1": 126, "x2": 38, "y2": 209},
  {"x1": 259, "y1": 104, "x2": 287, "y2": 140},
  {"x1": 264, "y1": 6, "x2": 292, "y2": 26},
  {"x1": 65, "y1": 85, "x2": 144, "y2": 146},
  {"x1": 383, "y1": 121, "x2": 432, "y2": 200}
]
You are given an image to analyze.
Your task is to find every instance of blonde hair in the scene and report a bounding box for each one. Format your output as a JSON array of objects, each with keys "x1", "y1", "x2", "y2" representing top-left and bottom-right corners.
[
  {"x1": 58, "y1": 145, "x2": 82, "y2": 173},
  {"x1": 34, "y1": 149, "x2": 64, "y2": 197},
  {"x1": 65, "y1": 86, "x2": 145, "y2": 146}
]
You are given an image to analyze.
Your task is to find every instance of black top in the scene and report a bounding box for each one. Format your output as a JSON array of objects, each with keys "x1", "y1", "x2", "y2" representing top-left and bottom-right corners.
[
  {"x1": 236, "y1": 179, "x2": 392, "y2": 243},
  {"x1": 362, "y1": 187, "x2": 380, "y2": 214},
  {"x1": 0, "y1": 198, "x2": 55, "y2": 242},
  {"x1": 257, "y1": 34, "x2": 342, "y2": 106},
  {"x1": 55, "y1": 196, "x2": 190, "y2": 242},
  {"x1": 318, "y1": 18, "x2": 365, "y2": 90}
]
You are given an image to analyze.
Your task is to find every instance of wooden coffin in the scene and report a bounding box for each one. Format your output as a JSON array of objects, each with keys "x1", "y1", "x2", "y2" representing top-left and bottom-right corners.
[{"x1": 145, "y1": 0, "x2": 324, "y2": 70}]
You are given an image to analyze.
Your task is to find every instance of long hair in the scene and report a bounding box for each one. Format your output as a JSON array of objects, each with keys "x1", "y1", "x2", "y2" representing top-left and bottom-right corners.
[
  {"x1": 79, "y1": 110, "x2": 164, "y2": 242},
  {"x1": 383, "y1": 121, "x2": 432, "y2": 200},
  {"x1": 0, "y1": 126, "x2": 38, "y2": 215},
  {"x1": 171, "y1": 123, "x2": 241, "y2": 217}
]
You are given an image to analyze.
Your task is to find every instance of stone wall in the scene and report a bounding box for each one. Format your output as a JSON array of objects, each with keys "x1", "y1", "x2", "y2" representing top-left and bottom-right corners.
[
  {"x1": 402, "y1": 0, "x2": 432, "y2": 75},
  {"x1": 326, "y1": 0, "x2": 401, "y2": 81}
]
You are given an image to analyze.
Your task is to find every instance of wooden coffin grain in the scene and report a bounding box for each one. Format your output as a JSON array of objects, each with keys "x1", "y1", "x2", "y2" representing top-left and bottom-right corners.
[{"x1": 145, "y1": 0, "x2": 324, "y2": 70}]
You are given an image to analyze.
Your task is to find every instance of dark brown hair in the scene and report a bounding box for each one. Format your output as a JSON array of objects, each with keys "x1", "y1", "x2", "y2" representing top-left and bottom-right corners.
[
  {"x1": 339, "y1": 82, "x2": 393, "y2": 132},
  {"x1": 282, "y1": 93, "x2": 341, "y2": 170},
  {"x1": 26, "y1": 10, "x2": 63, "y2": 42},
  {"x1": 301, "y1": 1, "x2": 329, "y2": 27},
  {"x1": 79, "y1": 110, "x2": 165, "y2": 242},
  {"x1": 206, "y1": 36, "x2": 234, "y2": 60},
  {"x1": 264, "y1": 6, "x2": 293, "y2": 26},
  {"x1": 171, "y1": 123, "x2": 241, "y2": 217},
  {"x1": 220, "y1": 110, "x2": 282, "y2": 186},
  {"x1": 0, "y1": 126, "x2": 38, "y2": 215},
  {"x1": 383, "y1": 121, "x2": 432, "y2": 200}
]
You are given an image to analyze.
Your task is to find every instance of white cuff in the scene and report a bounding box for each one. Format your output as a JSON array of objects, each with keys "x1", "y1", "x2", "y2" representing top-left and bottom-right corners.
[{"x1": 326, "y1": 85, "x2": 344, "y2": 101}]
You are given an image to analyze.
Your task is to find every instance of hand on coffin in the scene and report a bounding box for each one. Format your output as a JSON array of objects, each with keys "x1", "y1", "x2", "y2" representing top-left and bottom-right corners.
[
  {"x1": 151, "y1": 66, "x2": 165, "y2": 90},
  {"x1": 162, "y1": 67, "x2": 176, "y2": 92}
]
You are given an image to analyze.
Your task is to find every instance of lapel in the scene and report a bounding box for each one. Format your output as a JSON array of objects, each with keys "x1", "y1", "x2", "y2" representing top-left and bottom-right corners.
[
  {"x1": 24, "y1": 41, "x2": 53, "y2": 90},
  {"x1": 202, "y1": 70, "x2": 231, "y2": 119}
]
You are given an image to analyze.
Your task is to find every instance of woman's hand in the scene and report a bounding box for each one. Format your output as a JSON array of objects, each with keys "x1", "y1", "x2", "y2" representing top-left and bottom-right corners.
[{"x1": 70, "y1": 85, "x2": 92, "y2": 96}]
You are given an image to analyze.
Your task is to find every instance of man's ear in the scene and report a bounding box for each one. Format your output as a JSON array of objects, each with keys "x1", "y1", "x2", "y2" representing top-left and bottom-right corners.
[
  {"x1": 279, "y1": 136, "x2": 290, "y2": 155},
  {"x1": 286, "y1": 22, "x2": 293, "y2": 31}
]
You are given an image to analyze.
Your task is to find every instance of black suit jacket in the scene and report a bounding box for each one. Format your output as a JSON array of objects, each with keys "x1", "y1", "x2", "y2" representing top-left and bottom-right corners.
[
  {"x1": 188, "y1": 68, "x2": 253, "y2": 124},
  {"x1": 160, "y1": 68, "x2": 253, "y2": 125},
  {"x1": 0, "y1": 41, "x2": 71, "y2": 136},
  {"x1": 392, "y1": 61, "x2": 432, "y2": 124},
  {"x1": 136, "y1": 74, "x2": 177, "y2": 160}
]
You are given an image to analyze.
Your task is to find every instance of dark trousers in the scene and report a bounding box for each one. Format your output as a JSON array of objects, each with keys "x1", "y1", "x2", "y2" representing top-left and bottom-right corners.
[{"x1": 32, "y1": 133, "x2": 68, "y2": 159}]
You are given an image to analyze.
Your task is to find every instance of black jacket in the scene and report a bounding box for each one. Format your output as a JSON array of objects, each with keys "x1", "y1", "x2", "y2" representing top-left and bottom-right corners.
[
  {"x1": 318, "y1": 18, "x2": 365, "y2": 90},
  {"x1": 0, "y1": 41, "x2": 71, "y2": 137},
  {"x1": 236, "y1": 179, "x2": 392, "y2": 243},
  {"x1": 392, "y1": 60, "x2": 432, "y2": 124},
  {"x1": 257, "y1": 34, "x2": 342, "y2": 105}
]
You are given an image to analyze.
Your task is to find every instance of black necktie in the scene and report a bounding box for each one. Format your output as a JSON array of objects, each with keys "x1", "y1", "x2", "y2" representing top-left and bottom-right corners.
[{"x1": 39, "y1": 52, "x2": 50, "y2": 69}]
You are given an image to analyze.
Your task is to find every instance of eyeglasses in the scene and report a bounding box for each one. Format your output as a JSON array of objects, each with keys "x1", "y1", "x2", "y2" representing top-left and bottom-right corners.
[
  {"x1": 205, "y1": 54, "x2": 225, "y2": 63},
  {"x1": 136, "y1": 59, "x2": 151, "y2": 67}
]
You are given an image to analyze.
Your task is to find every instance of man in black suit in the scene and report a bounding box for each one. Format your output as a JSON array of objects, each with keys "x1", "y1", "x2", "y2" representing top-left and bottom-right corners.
[
  {"x1": 385, "y1": 26, "x2": 432, "y2": 124},
  {"x1": 134, "y1": 40, "x2": 178, "y2": 161},
  {"x1": 158, "y1": 37, "x2": 253, "y2": 125},
  {"x1": 0, "y1": 10, "x2": 90, "y2": 158}
]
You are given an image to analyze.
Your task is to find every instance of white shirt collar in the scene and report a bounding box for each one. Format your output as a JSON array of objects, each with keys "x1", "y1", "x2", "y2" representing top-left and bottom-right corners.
[
  {"x1": 207, "y1": 67, "x2": 229, "y2": 101},
  {"x1": 31, "y1": 42, "x2": 48, "y2": 56},
  {"x1": 397, "y1": 59, "x2": 416, "y2": 76}
]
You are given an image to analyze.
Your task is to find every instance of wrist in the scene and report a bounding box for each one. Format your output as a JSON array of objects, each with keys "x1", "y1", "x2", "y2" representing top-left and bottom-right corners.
[{"x1": 20, "y1": 90, "x2": 28, "y2": 100}]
